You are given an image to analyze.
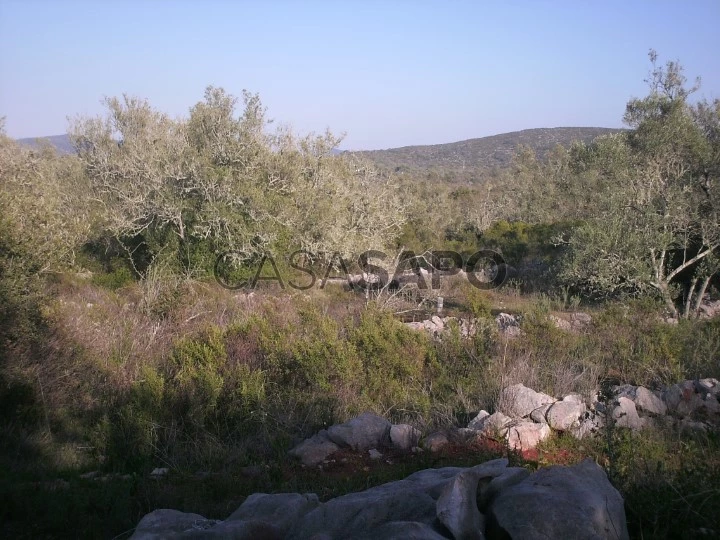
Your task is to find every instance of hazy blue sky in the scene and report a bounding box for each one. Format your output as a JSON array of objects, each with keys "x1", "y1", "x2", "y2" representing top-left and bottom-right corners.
[{"x1": 1, "y1": 0, "x2": 718, "y2": 149}]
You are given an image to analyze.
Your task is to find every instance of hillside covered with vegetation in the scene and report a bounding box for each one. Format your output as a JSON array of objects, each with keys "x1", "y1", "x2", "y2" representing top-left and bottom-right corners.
[{"x1": 351, "y1": 126, "x2": 624, "y2": 183}]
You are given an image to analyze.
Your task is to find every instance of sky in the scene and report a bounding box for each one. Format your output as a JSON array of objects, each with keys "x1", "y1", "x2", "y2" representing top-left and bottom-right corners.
[{"x1": 1, "y1": 0, "x2": 719, "y2": 150}]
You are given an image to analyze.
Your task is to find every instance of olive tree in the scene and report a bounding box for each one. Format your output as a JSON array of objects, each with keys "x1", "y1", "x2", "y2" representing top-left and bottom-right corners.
[
  {"x1": 71, "y1": 87, "x2": 407, "y2": 277},
  {"x1": 559, "y1": 52, "x2": 719, "y2": 317}
]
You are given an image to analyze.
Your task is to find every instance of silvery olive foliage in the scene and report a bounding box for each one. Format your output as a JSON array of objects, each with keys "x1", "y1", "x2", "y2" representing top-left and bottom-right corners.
[{"x1": 69, "y1": 87, "x2": 407, "y2": 274}]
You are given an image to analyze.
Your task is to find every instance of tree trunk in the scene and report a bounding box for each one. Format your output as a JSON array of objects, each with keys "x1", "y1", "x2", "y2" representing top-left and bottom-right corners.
[
  {"x1": 683, "y1": 277, "x2": 698, "y2": 319},
  {"x1": 692, "y1": 275, "x2": 713, "y2": 318}
]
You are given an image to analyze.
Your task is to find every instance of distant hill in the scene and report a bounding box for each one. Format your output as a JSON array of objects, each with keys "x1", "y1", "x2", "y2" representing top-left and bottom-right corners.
[
  {"x1": 17, "y1": 134, "x2": 74, "y2": 154},
  {"x1": 15, "y1": 127, "x2": 624, "y2": 176},
  {"x1": 350, "y1": 127, "x2": 625, "y2": 180}
]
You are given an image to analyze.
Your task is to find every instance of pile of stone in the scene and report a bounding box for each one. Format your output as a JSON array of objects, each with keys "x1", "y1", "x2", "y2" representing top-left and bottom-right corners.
[
  {"x1": 459, "y1": 378, "x2": 720, "y2": 453},
  {"x1": 549, "y1": 312, "x2": 592, "y2": 332},
  {"x1": 405, "y1": 315, "x2": 478, "y2": 338},
  {"x1": 288, "y1": 412, "x2": 420, "y2": 467},
  {"x1": 131, "y1": 458, "x2": 628, "y2": 540}
]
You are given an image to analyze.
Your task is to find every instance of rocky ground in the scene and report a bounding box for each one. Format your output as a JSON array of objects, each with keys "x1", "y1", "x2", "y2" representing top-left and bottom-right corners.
[{"x1": 129, "y1": 377, "x2": 720, "y2": 539}]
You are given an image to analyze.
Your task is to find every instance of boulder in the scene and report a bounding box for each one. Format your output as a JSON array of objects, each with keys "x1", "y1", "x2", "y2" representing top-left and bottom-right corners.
[
  {"x1": 131, "y1": 458, "x2": 631, "y2": 540},
  {"x1": 529, "y1": 403, "x2": 552, "y2": 424},
  {"x1": 634, "y1": 386, "x2": 667, "y2": 416},
  {"x1": 431, "y1": 315, "x2": 444, "y2": 330},
  {"x1": 499, "y1": 384, "x2": 556, "y2": 418},
  {"x1": 130, "y1": 509, "x2": 218, "y2": 539},
  {"x1": 613, "y1": 397, "x2": 645, "y2": 430},
  {"x1": 193, "y1": 519, "x2": 284, "y2": 539},
  {"x1": 662, "y1": 380, "x2": 696, "y2": 414},
  {"x1": 226, "y1": 493, "x2": 319, "y2": 536},
  {"x1": 467, "y1": 410, "x2": 490, "y2": 430},
  {"x1": 436, "y1": 469, "x2": 485, "y2": 540},
  {"x1": 550, "y1": 315, "x2": 572, "y2": 331},
  {"x1": 478, "y1": 412, "x2": 513, "y2": 438},
  {"x1": 288, "y1": 430, "x2": 341, "y2": 466},
  {"x1": 571, "y1": 312, "x2": 592, "y2": 325},
  {"x1": 422, "y1": 432, "x2": 449, "y2": 453},
  {"x1": 546, "y1": 400, "x2": 586, "y2": 431},
  {"x1": 696, "y1": 378, "x2": 720, "y2": 395},
  {"x1": 435, "y1": 459, "x2": 511, "y2": 539},
  {"x1": 353, "y1": 521, "x2": 449, "y2": 540},
  {"x1": 390, "y1": 424, "x2": 421, "y2": 452},
  {"x1": 327, "y1": 412, "x2": 391, "y2": 451},
  {"x1": 478, "y1": 466, "x2": 531, "y2": 509},
  {"x1": 287, "y1": 466, "x2": 468, "y2": 539},
  {"x1": 570, "y1": 413, "x2": 605, "y2": 439},
  {"x1": 507, "y1": 422, "x2": 551, "y2": 451},
  {"x1": 487, "y1": 458, "x2": 629, "y2": 540}
]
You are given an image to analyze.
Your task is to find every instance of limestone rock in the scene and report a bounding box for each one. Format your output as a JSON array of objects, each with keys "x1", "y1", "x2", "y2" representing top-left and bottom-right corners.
[
  {"x1": 422, "y1": 432, "x2": 449, "y2": 452},
  {"x1": 289, "y1": 430, "x2": 341, "y2": 466},
  {"x1": 546, "y1": 400, "x2": 586, "y2": 431},
  {"x1": 353, "y1": 521, "x2": 449, "y2": 539},
  {"x1": 226, "y1": 492, "x2": 319, "y2": 536},
  {"x1": 529, "y1": 403, "x2": 552, "y2": 424},
  {"x1": 487, "y1": 459, "x2": 629, "y2": 540},
  {"x1": 499, "y1": 384, "x2": 556, "y2": 418},
  {"x1": 287, "y1": 466, "x2": 467, "y2": 539},
  {"x1": 613, "y1": 397, "x2": 645, "y2": 430},
  {"x1": 436, "y1": 469, "x2": 485, "y2": 540},
  {"x1": 634, "y1": 386, "x2": 667, "y2": 416},
  {"x1": 327, "y1": 412, "x2": 391, "y2": 451},
  {"x1": 390, "y1": 424, "x2": 421, "y2": 452},
  {"x1": 478, "y1": 466, "x2": 531, "y2": 509},
  {"x1": 467, "y1": 410, "x2": 490, "y2": 430},
  {"x1": 478, "y1": 412, "x2": 513, "y2": 438},
  {"x1": 130, "y1": 509, "x2": 218, "y2": 539},
  {"x1": 507, "y1": 422, "x2": 551, "y2": 451}
]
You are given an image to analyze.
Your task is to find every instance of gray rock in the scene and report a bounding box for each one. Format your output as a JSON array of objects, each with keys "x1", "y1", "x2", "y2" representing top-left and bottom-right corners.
[
  {"x1": 455, "y1": 427, "x2": 482, "y2": 443},
  {"x1": 634, "y1": 386, "x2": 667, "y2": 416},
  {"x1": 499, "y1": 384, "x2": 555, "y2": 418},
  {"x1": 487, "y1": 459, "x2": 629, "y2": 540},
  {"x1": 479, "y1": 412, "x2": 513, "y2": 438},
  {"x1": 226, "y1": 493, "x2": 319, "y2": 535},
  {"x1": 289, "y1": 430, "x2": 341, "y2": 466},
  {"x1": 436, "y1": 469, "x2": 485, "y2": 540},
  {"x1": 550, "y1": 315, "x2": 572, "y2": 331},
  {"x1": 696, "y1": 378, "x2": 720, "y2": 395},
  {"x1": 613, "y1": 397, "x2": 645, "y2": 430},
  {"x1": 662, "y1": 381, "x2": 696, "y2": 414},
  {"x1": 529, "y1": 403, "x2": 552, "y2": 424},
  {"x1": 327, "y1": 412, "x2": 391, "y2": 451},
  {"x1": 467, "y1": 410, "x2": 490, "y2": 430},
  {"x1": 130, "y1": 509, "x2": 218, "y2": 539},
  {"x1": 431, "y1": 315, "x2": 444, "y2": 330},
  {"x1": 478, "y1": 467, "x2": 531, "y2": 509},
  {"x1": 571, "y1": 413, "x2": 605, "y2": 439},
  {"x1": 189, "y1": 519, "x2": 283, "y2": 539},
  {"x1": 506, "y1": 422, "x2": 551, "y2": 451},
  {"x1": 368, "y1": 448, "x2": 383, "y2": 460},
  {"x1": 287, "y1": 466, "x2": 467, "y2": 539},
  {"x1": 571, "y1": 312, "x2": 592, "y2": 325},
  {"x1": 435, "y1": 459, "x2": 512, "y2": 539},
  {"x1": 563, "y1": 393, "x2": 585, "y2": 404},
  {"x1": 547, "y1": 400, "x2": 586, "y2": 431},
  {"x1": 390, "y1": 424, "x2": 421, "y2": 452},
  {"x1": 354, "y1": 521, "x2": 449, "y2": 540},
  {"x1": 613, "y1": 384, "x2": 637, "y2": 400},
  {"x1": 422, "y1": 432, "x2": 449, "y2": 452}
]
